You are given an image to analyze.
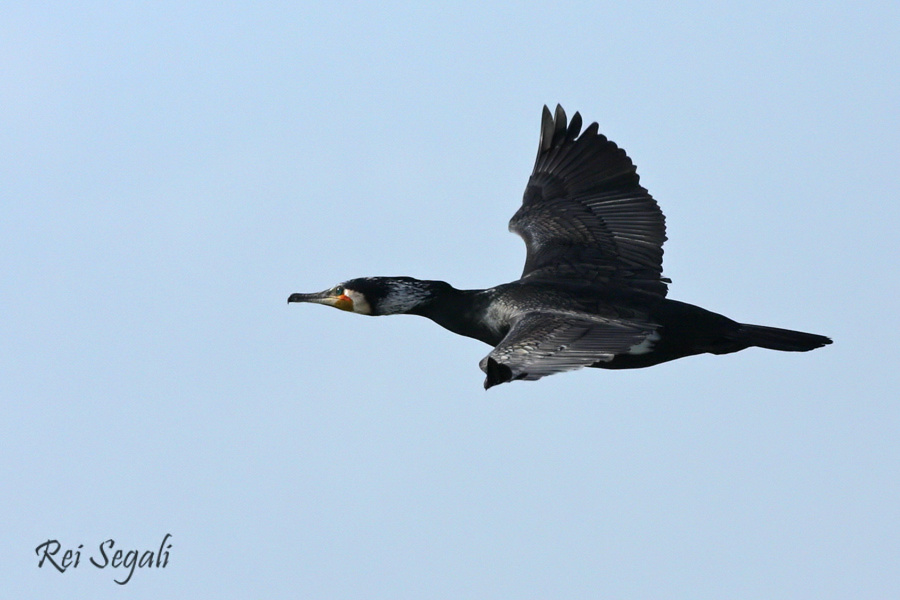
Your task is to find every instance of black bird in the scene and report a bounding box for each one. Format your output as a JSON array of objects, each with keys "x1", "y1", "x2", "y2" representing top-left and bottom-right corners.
[{"x1": 289, "y1": 106, "x2": 831, "y2": 389}]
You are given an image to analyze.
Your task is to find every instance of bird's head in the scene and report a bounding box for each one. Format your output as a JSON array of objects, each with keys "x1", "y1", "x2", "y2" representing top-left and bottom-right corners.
[{"x1": 287, "y1": 277, "x2": 438, "y2": 316}]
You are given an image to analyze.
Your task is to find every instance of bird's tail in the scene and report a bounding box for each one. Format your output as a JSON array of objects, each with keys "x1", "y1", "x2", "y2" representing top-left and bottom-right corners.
[{"x1": 736, "y1": 324, "x2": 832, "y2": 352}]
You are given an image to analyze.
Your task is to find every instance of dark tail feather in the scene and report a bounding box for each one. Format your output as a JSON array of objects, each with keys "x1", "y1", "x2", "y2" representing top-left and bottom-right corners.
[{"x1": 738, "y1": 324, "x2": 832, "y2": 352}]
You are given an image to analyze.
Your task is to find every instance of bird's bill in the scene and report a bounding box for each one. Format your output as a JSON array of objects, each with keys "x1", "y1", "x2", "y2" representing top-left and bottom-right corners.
[{"x1": 287, "y1": 290, "x2": 353, "y2": 311}]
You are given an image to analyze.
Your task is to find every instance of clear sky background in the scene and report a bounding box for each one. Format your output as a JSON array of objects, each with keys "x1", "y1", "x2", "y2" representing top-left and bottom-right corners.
[{"x1": 3, "y1": 1, "x2": 898, "y2": 598}]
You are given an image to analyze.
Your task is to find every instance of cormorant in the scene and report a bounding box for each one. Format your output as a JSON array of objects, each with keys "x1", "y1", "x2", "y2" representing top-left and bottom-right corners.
[{"x1": 289, "y1": 106, "x2": 831, "y2": 389}]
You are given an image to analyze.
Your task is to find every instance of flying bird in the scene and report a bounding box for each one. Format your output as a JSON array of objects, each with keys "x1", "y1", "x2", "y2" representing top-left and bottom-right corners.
[{"x1": 289, "y1": 106, "x2": 831, "y2": 389}]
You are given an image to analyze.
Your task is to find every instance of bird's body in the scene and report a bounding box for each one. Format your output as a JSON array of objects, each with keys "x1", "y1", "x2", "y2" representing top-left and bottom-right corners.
[{"x1": 289, "y1": 106, "x2": 831, "y2": 388}]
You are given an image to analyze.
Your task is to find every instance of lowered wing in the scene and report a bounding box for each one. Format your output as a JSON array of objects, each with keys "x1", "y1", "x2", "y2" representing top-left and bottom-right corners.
[{"x1": 479, "y1": 312, "x2": 658, "y2": 388}]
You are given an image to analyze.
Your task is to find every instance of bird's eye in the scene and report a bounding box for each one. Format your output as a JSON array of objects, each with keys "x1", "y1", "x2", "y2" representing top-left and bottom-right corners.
[{"x1": 333, "y1": 286, "x2": 344, "y2": 296}]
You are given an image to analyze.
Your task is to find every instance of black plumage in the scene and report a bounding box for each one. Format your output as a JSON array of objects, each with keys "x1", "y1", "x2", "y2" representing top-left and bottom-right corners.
[{"x1": 289, "y1": 106, "x2": 831, "y2": 389}]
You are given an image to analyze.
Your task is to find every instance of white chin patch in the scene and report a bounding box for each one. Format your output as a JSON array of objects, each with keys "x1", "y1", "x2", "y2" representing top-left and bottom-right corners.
[
  {"x1": 345, "y1": 289, "x2": 372, "y2": 315},
  {"x1": 627, "y1": 331, "x2": 660, "y2": 355}
]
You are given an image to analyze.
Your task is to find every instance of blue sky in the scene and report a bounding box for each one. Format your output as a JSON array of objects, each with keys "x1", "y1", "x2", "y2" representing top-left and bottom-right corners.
[{"x1": 3, "y1": 1, "x2": 898, "y2": 597}]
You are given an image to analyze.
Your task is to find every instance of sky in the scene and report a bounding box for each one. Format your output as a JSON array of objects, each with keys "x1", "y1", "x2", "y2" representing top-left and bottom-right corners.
[{"x1": 3, "y1": 1, "x2": 898, "y2": 598}]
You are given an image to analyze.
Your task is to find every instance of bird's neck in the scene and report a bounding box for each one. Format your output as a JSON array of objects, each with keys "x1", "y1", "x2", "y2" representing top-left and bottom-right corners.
[{"x1": 404, "y1": 280, "x2": 499, "y2": 346}]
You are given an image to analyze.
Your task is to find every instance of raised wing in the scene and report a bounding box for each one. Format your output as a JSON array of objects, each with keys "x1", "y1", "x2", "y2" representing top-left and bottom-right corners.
[
  {"x1": 479, "y1": 312, "x2": 657, "y2": 389},
  {"x1": 510, "y1": 105, "x2": 669, "y2": 296}
]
